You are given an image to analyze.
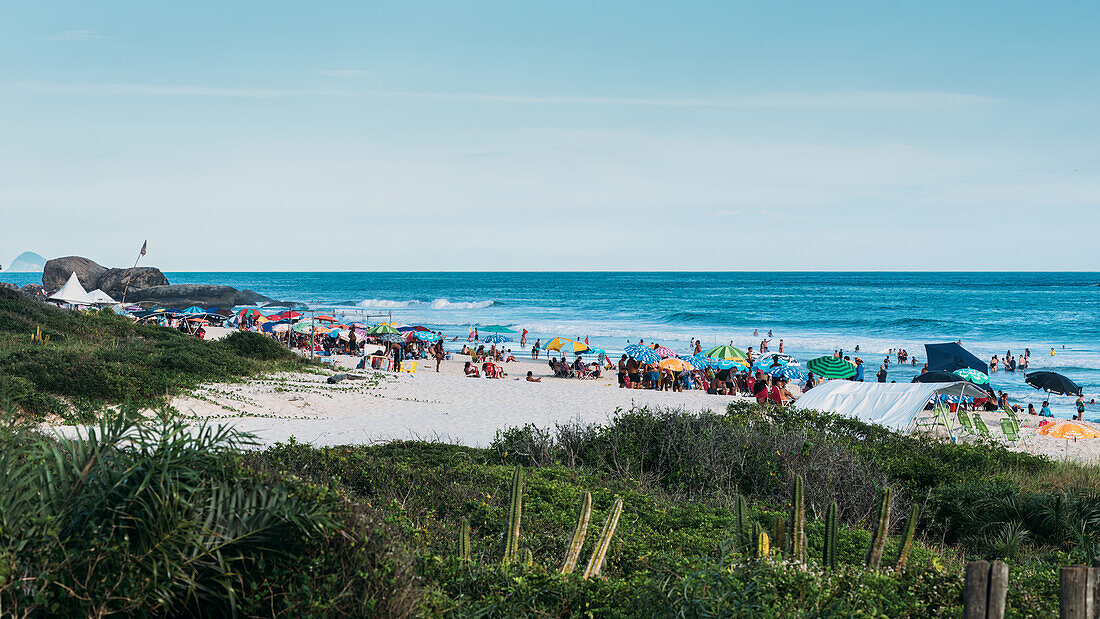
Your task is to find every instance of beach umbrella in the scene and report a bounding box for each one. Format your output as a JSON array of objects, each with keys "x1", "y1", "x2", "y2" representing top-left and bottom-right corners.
[
  {"x1": 711, "y1": 358, "x2": 747, "y2": 370},
  {"x1": 769, "y1": 365, "x2": 808, "y2": 382},
  {"x1": 654, "y1": 346, "x2": 677, "y2": 358},
  {"x1": 271, "y1": 323, "x2": 290, "y2": 333},
  {"x1": 1025, "y1": 371, "x2": 1082, "y2": 396},
  {"x1": 1037, "y1": 420, "x2": 1100, "y2": 440},
  {"x1": 483, "y1": 334, "x2": 510, "y2": 344},
  {"x1": 314, "y1": 315, "x2": 338, "y2": 322},
  {"x1": 625, "y1": 344, "x2": 660, "y2": 364},
  {"x1": 658, "y1": 358, "x2": 692, "y2": 372},
  {"x1": 238, "y1": 308, "x2": 263, "y2": 319},
  {"x1": 378, "y1": 333, "x2": 406, "y2": 343},
  {"x1": 477, "y1": 325, "x2": 518, "y2": 334},
  {"x1": 685, "y1": 354, "x2": 711, "y2": 370},
  {"x1": 806, "y1": 356, "x2": 857, "y2": 379},
  {"x1": 754, "y1": 355, "x2": 790, "y2": 371},
  {"x1": 546, "y1": 337, "x2": 588, "y2": 353},
  {"x1": 179, "y1": 306, "x2": 206, "y2": 315},
  {"x1": 413, "y1": 331, "x2": 442, "y2": 342},
  {"x1": 911, "y1": 370, "x2": 960, "y2": 383},
  {"x1": 953, "y1": 368, "x2": 990, "y2": 385},
  {"x1": 705, "y1": 345, "x2": 746, "y2": 360},
  {"x1": 367, "y1": 324, "x2": 401, "y2": 335}
]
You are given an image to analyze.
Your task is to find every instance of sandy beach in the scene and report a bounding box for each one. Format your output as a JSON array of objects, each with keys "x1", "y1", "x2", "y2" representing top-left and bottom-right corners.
[
  {"x1": 147, "y1": 353, "x2": 1100, "y2": 464},
  {"x1": 166, "y1": 355, "x2": 744, "y2": 447}
]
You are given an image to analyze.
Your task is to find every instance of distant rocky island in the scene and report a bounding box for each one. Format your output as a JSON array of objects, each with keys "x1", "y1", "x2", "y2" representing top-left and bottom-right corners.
[
  {"x1": 5, "y1": 251, "x2": 46, "y2": 272},
  {"x1": 3, "y1": 255, "x2": 292, "y2": 308}
]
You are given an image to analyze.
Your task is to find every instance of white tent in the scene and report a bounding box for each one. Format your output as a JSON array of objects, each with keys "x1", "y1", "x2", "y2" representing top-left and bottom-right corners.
[
  {"x1": 792, "y1": 380, "x2": 990, "y2": 431},
  {"x1": 87, "y1": 289, "x2": 118, "y2": 305},
  {"x1": 48, "y1": 272, "x2": 94, "y2": 305}
]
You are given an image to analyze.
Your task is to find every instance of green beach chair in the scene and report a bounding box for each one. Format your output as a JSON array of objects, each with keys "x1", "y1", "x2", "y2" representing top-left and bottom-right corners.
[
  {"x1": 956, "y1": 410, "x2": 975, "y2": 435},
  {"x1": 1000, "y1": 419, "x2": 1020, "y2": 442},
  {"x1": 972, "y1": 414, "x2": 993, "y2": 439},
  {"x1": 934, "y1": 406, "x2": 954, "y2": 437}
]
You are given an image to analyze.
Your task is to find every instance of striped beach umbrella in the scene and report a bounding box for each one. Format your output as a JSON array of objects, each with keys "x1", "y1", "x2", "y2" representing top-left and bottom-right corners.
[
  {"x1": 625, "y1": 344, "x2": 660, "y2": 364},
  {"x1": 654, "y1": 346, "x2": 677, "y2": 358},
  {"x1": 953, "y1": 368, "x2": 990, "y2": 385},
  {"x1": 705, "y1": 345, "x2": 747, "y2": 360},
  {"x1": 367, "y1": 323, "x2": 400, "y2": 335},
  {"x1": 805, "y1": 356, "x2": 857, "y2": 379},
  {"x1": 546, "y1": 337, "x2": 588, "y2": 353}
]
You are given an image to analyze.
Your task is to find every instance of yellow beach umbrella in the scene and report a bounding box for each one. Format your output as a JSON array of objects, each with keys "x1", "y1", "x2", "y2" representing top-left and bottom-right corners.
[
  {"x1": 658, "y1": 358, "x2": 692, "y2": 372},
  {"x1": 546, "y1": 337, "x2": 588, "y2": 353},
  {"x1": 1038, "y1": 420, "x2": 1100, "y2": 440}
]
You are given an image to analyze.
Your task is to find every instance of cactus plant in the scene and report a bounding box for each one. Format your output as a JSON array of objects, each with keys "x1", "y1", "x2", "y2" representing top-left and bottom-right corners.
[
  {"x1": 789, "y1": 474, "x2": 805, "y2": 562},
  {"x1": 822, "y1": 501, "x2": 838, "y2": 569},
  {"x1": 459, "y1": 517, "x2": 471, "y2": 561},
  {"x1": 503, "y1": 466, "x2": 525, "y2": 564},
  {"x1": 772, "y1": 515, "x2": 787, "y2": 555},
  {"x1": 895, "y1": 502, "x2": 919, "y2": 570},
  {"x1": 864, "y1": 486, "x2": 892, "y2": 568},
  {"x1": 582, "y1": 498, "x2": 623, "y2": 580},
  {"x1": 560, "y1": 492, "x2": 592, "y2": 574},
  {"x1": 734, "y1": 494, "x2": 749, "y2": 552},
  {"x1": 757, "y1": 530, "x2": 770, "y2": 558}
]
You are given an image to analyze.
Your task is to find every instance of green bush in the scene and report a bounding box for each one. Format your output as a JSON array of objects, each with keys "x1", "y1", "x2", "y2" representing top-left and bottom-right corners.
[{"x1": 221, "y1": 330, "x2": 295, "y2": 361}]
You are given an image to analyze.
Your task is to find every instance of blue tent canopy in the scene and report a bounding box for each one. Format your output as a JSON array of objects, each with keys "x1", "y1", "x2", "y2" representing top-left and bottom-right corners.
[{"x1": 924, "y1": 342, "x2": 988, "y2": 373}]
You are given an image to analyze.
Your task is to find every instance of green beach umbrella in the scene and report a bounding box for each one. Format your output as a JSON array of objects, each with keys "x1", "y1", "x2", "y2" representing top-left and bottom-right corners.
[
  {"x1": 476, "y1": 325, "x2": 518, "y2": 333},
  {"x1": 704, "y1": 345, "x2": 746, "y2": 360},
  {"x1": 367, "y1": 323, "x2": 400, "y2": 335},
  {"x1": 953, "y1": 368, "x2": 990, "y2": 385},
  {"x1": 806, "y1": 356, "x2": 857, "y2": 379}
]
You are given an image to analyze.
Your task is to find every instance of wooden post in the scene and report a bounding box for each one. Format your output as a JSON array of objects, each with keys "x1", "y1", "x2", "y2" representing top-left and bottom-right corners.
[
  {"x1": 965, "y1": 561, "x2": 991, "y2": 619},
  {"x1": 966, "y1": 560, "x2": 1009, "y2": 619},
  {"x1": 1060, "y1": 566, "x2": 1099, "y2": 619}
]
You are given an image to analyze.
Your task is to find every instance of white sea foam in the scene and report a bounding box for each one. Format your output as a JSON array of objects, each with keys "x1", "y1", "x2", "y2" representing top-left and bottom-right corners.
[
  {"x1": 429, "y1": 298, "x2": 494, "y2": 310},
  {"x1": 356, "y1": 298, "x2": 414, "y2": 309}
]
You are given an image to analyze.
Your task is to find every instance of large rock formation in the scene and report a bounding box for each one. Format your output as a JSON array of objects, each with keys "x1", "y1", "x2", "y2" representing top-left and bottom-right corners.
[
  {"x1": 96, "y1": 267, "x2": 170, "y2": 299},
  {"x1": 125, "y1": 285, "x2": 275, "y2": 308},
  {"x1": 40, "y1": 255, "x2": 278, "y2": 308},
  {"x1": 42, "y1": 256, "x2": 109, "y2": 291},
  {"x1": 6, "y1": 251, "x2": 46, "y2": 273}
]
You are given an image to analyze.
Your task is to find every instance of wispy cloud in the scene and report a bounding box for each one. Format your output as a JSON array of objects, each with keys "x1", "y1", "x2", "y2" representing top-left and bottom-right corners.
[
  {"x1": 373, "y1": 89, "x2": 995, "y2": 111},
  {"x1": 317, "y1": 69, "x2": 367, "y2": 78},
  {"x1": 16, "y1": 82, "x2": 342, "y2": 98},
  {"x1": 43, "y1": 29, "x2": 106, "y2": 42}
]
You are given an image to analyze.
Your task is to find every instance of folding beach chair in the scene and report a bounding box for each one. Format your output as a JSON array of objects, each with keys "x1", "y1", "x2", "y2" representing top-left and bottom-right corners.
[
  {"x1": 972, "y1": 414, "x2": 993, "y2": 439},
  {"x1": 1000, "y1": 419, "x2": 1020, "y2": 442},
  {"x1": 956, "y1": 410, "x2": 975, "y2": 435},
  {"x1": 934, "y1": 406, "x2": 954, "y2": 437},
  {"x1": 400, "y1": 361, "x2": 418, "y2": 374}
]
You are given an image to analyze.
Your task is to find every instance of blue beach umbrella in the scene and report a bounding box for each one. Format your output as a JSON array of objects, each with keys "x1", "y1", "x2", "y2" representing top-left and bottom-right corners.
[
  {"x1": 685, "y1": 354, "x2": 711, "y2": 370},
  {"x1": 625, "y1": 344, "x2": 660, "y2": 364},
  {"x1": 483, "y1": 334, "x2": 510, "y2": 344},
  {"x1": 711, "y1": 358, "x2": 745, "y2": 370},
  {"x1": 414, "y1": 331, "x2": 442, "y2": 342},
  {"x1": 769, "y1": 365, "x2": 808, "y2": 383}
]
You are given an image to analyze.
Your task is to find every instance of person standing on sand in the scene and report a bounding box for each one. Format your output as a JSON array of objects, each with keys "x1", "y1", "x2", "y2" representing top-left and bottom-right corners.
[{"x1": 433, "y1": 342, "x2": 445, "y2": 372}]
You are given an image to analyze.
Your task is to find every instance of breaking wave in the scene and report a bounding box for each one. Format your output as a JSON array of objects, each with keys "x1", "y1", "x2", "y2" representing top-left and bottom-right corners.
[{"x1": 355, "y1": 298, "x2": 495, "y2": 310}]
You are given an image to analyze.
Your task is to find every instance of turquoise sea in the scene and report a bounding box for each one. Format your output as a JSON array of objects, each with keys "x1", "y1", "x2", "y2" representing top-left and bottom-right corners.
[{"x1": 5, "y1": 271, "x2": 1098, "y2": 420}]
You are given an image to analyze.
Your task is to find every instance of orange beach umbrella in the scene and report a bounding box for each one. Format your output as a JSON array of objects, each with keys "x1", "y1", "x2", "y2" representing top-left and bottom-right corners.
[{"x1": 1037, "y1": 420, "x2": 1100, "y2": 440}]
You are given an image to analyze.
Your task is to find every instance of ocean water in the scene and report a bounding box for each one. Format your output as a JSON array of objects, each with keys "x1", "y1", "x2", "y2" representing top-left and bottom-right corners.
[{"x1": 6, "y1": 271, "x2": 1099, "y2": 420}]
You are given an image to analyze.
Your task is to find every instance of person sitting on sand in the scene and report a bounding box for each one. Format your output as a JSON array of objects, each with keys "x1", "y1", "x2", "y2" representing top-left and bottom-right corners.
[
  {"x1": 504, "y1": 349, "x2": 517, "y2": 363},
  {"x1": 525, "y1": 371, "x2": 541, "y2": 382},
  {"x1": 1027, "y1": 403, "x2": 1036, "y2": 416},
  {"x1": 752, "y1": 371, "x2": 768, "y2": 404},
  {"x1": 464, "y1": 361, "x2": 480, "y2": 378},
  {"x1": 1040, "y1": 401, "x2": 1052, "y2": 417}
]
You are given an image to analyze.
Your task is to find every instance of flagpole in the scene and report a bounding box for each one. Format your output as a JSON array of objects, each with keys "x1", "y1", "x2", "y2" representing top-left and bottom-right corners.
[{"x1": 121, "y1": 240, "x2": 147, "y2": 306}]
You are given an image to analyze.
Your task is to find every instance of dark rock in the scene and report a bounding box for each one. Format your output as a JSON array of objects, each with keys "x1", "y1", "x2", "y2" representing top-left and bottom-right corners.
[
  {"x1": 126, "y1": 284, "x2": 275, "y2": 308},
  {"x1": 96, "y1": 267, "x2": 171, "y2": 299},
  {"x1": 326, "y1": 374, "x2": 347, "y2": 384},
  {"x1": 0, "y1": 282, "x2": 17, "y2": 291},
  {"x1": 42, "y1": 256, "x2": 108, "y2": 292},
  {"x1": 20, "y1": 284, "x2": 45, "y2": 297}
]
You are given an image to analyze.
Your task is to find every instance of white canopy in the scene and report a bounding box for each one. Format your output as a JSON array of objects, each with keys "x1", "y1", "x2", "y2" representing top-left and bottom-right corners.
[
  {"x1": 87, "y1": 289, "x2": 118, "y2": 305},
  {"x1": 48, "y1": 272, "x2": 94, "y2": 305},
  {"x1": 792, "y1": 380, "x2": 990, "y2": 431}
]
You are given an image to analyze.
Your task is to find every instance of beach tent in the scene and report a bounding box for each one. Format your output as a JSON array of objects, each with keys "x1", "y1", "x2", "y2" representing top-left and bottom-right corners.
[
  {"x1": 924, "y1": 343, "x2": 988, "y2": 373},
  {"x1": 87, "y1": 289, "x2": 118, "y2": 305},
  {"x1": 48, "y1": 272, "x2": 94, "y2": 305},
  {"x1": 793, "y1": 381, "x2": 989, "y2": 432}
]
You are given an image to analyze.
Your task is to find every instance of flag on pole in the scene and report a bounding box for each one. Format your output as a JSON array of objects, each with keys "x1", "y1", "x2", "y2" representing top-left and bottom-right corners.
[{"x1": 140, "y1": 240, "x2": 148, "y2": 257}]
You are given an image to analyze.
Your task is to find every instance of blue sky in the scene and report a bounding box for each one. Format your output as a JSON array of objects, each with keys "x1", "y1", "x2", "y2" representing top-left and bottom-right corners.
[{"x1": 1, "y1": 1, "x2": 1098, "y2": 271}]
